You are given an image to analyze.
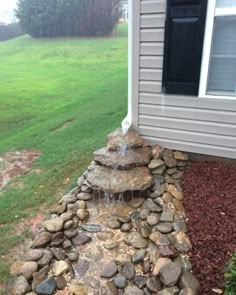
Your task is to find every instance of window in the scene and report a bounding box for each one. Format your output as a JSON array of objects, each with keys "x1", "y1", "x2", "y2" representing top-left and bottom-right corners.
[{"x1": 199, "y1": 0, "x2": 236, "y2": 98}]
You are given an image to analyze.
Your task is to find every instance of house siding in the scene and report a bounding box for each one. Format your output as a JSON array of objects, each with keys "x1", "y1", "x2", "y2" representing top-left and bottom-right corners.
[{"x1": 133, "y1": 0, "x2": 236, "y2": 159}]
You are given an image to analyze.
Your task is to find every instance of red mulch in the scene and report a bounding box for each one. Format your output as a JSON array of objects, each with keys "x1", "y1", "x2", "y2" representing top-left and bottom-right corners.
[{"x1": 183, "y1": 160, "x2": 236, "y2": 294}]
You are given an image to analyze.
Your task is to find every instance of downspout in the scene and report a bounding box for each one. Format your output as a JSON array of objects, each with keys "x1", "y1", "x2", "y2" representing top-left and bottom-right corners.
[{"x1": 121, "y1": 0, "x2": 133, "y2": 134}]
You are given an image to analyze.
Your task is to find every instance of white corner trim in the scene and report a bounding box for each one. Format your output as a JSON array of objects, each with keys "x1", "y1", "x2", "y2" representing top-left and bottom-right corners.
[
  {"x1": 215, "y1": 7, "x2": 236, "y2": 16},
  {"x1": 199, "y1": 0, "x2": 216, "y2": 98}
]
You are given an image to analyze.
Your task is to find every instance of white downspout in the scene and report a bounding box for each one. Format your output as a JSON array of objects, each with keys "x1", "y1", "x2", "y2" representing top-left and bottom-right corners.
[{"x1": 121, "y1": 0, "x2": 133, "y2": 134}]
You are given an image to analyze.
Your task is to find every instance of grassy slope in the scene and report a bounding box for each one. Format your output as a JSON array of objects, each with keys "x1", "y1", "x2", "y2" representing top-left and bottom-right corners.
[{"x1": 0, "y1": 24, "x2": 128, "y2": 284}]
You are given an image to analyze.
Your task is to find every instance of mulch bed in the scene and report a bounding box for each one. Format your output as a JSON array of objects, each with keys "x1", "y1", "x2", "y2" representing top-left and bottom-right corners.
[{"x1": 183, "y1": 160, "x2": 236, "y2": 294}]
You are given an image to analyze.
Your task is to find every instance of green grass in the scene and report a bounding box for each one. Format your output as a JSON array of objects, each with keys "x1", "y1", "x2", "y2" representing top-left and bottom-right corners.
[{"x1": 0, "y1": 24, "x2": 128, "y2": 285}]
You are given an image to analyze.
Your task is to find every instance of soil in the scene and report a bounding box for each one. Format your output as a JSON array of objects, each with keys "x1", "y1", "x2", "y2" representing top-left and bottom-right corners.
[
  {"x1": 0, "y1": 150, "x2": 40, "y2": 191},
  {"x1": 183, "y1": 160, "x2": 236, "y2": 294}
]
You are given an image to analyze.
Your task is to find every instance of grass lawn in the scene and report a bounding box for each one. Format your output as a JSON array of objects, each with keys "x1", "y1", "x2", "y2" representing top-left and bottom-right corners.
[{"x1": 0, "y1": 24, "x2": 128, "y2": 286}]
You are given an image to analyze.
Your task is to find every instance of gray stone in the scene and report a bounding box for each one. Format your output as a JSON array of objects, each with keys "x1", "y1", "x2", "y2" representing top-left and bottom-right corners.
[
  {"x1": 139, "y1": 208, "x2": 151, "y2": 220},
  {"x1": 146, "y1": 276, "x2": 161, "y2": 292},
  {"x1": 147, "y1": 242, "x2": 160, "y2": 265},
  {"x1": 134, "y1": 275, "x2": 146, "y2": 288},
  {"x1": 159, "y1": 262, "x2": 181, "y2": 287},
  {"x1": 174, "y1": 256, "x2": 192, "y2": 272},
  {"x1": 160, "y1": 211, "x2": 174, "y2": 222},
  {"x1": 152, "y1": 166, "x2": 166, "y2": 175},
  {"x1": 129, "y1": 197, "x2": 145, "y2": 209},
  {"x1": 162, "y1": 150, "x2": 177, "y2": 168},
  {"x1": 77, "y1": 193, "x2": 92, "y2": 200},
  {"x1": 20, "y1": 261, "x2": 38, "y2": 280},
  {"x1": 142, "y1": 260, "x2": 151, "y2": 274},
  {"x1": 115, "y1": 253, "x2": 131, "y2": 265},
  {"x1": 32, "y1": 232, "x2": 51, "y2": 248},
  {"x1": 24, "y1": 249, "x2": 43, "y2": 261},
  {"x1": 153, "y1": 258, "x2": 172, "y2": 276},
  {"x1": 87, "y1": 166, "x2": 153, "y2": 193},
  {"x1": 35, "y1": 278, "x2": 57, "y2": 295},
  {"x1": 157, "y1": 286, "x2": 179, "y2": 295},
  {"x1": 43, "y1": 218, "x2": 64, "y2": 233},
  {"x1": 149, "y1": 232, "x2": 171, "y2": 246},
  {"x1": 132, "y1": 249, "x2": 146, "y2": 264},
  {"x1": 124, "y1": 285, "x2": 144, "y2": 295},
  {"x1": 76, "y1": 200, "x2": 87, "y2": 209},
  {"x1": 121, "y1": 223, "x2": 132, "y2": 232},
  {"x1": 72, "y1": 233, "x2": 92, "y2": 246},
  {"x1": 142, "y1": 199, "x2": 162, "y2": 213},
  {"x1": 173, "y1": 222, "x2": 187, "y2": 233},
  {"x1": 124, "y1": 232, "x2": 148, "y2": 249},
  {"x1": 173, "y1": 151, "x2": 188, "y2": 161},
  {"x1": 148, "y1": 159, "x2": 165, "y2": 170},
  {"x1": 173, "y1": 232, "x2": 192, "y2": 253},
  {"x1": 94, "y1": 146, "x2": 152, "y2": 169},
  {"x1": 79, "y1": 223, "x2": 102, "y2": 233},
  {"x1": 60, "y1": 211, "x2": 73, "y2": 222},
  {"x1": 50, "y1": 247, "x2": 65, "y2": 260},
  {"x1": 32, "y1": 266, "x2": 49, "y2": 291},
  {"x1": 97, "y1": 231, "x2": 114, "y2": 241},
  {"x1": 147, "y1": 214, "x2": 160, "y2": 226},
  {"x1": 76, "y1": 209, "x2": 89, "y2": 220},
  {"x1": 155, "y1": 223, "x2": 173, "y2": 233},
  {"x1": 8, "y1": 276, "x2": 29, "y2": 295},
  {"x1": 113, "y1": 276, "x2": 127, "y2": 289},
  {"x1": 140, "y1": 223, "x2": 152, "y2": 238},
  {"x1": 55, "y1": 276, "x2": 67, "y2": 290},
  {"x1": 52, "y1": 260, "x2": 69, "y2": 276},
  {"x1": 122, "y1": 262, "x2": 135, "y2": 280},
  {"x1": 64, "y1": 220, "x2": 74, "y2": 229},
  {"x1": 37, "y1": 250, "x2": 53, "y2": 268},
  {"x1": 179, "y1": 289, "x2": 196, "y2": 295},
  {"x1": 50, "y1": 232, "x2": 64, "y2": 247},
  {"x1": 101, "y1": 261, "x2": 118, "y2": 278},
  {"x1": 108, "y1": 219, "x2": 121, "y2": 229},
  {"x1": 179, "y1": 271, "x2": 201, "y2": 294},
  {"x1": 66, "y1": 251, "x2": 79, "y2": 262},
  {"x1": 64, "y1": 228, "x2": 78, "y2": 239}
]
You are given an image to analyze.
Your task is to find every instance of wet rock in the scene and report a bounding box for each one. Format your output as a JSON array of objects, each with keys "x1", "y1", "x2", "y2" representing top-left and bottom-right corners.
[
  {"x1": 148, "y1": 159, "x2": 164, "y2": 170},
  {"x1": 147, "y1": 214, "x2": 160, "y2": 226},
  {"x1": 101, "y1": 261, "x2": 118, "y2": 278},
  {"x1": 134, "y1": 275, "x2": 146, "y2": 288},
  {"x1": 122, "y1": 262, "x2": 135, "y2": 279},
  {"x1": 173, "y1": 222, "x2": 187, "y2": 233},
  {"x1": 124, "y1": 285, "x2": 144, "y2": 295},
  {"x1": 113, "y1": 276, "x2": 127, "y2": 289},
  {"x1": 107, "y1": 128, "x2": 145, "y2": 150},
  {"x1": 124, "y1": 232, "x2": 148, "y2": 249},
  {"x1": 68, "y1": 282, "x2": 87, "y2": 295},
  {"x1": 79, "y1": 223, "x2": 102, "y2": 233},
  {"x1": 55, "y1": 276, "x2": 67, "y2": 290},
  {"x1": 146, "y1": 276, "x2": 161, "y2": 292},
  {"x1": 37, "y1": 250, "x2": 53, "y2": 268},
  {"x1": 44, "y1": 218, "x2": 64, "y2": 233},
  {"x1": 50, "y1": 247, "x2": 65, "y2": 260},
  {"x1": 139, "y1": 208, "x2": 151, "y2": 220},
  {"x1": 129, "y1": 197, "x2": 145, "y2": 209},
  {"x1": 162, "y1": 150, "x2": 177, "y2": 168},
  {"x1": 173, "y1": 151, "x2": 188, "y2": 161},
  {"x1": 155, "y1": 223, "x2": 173, "y2": 234},
  {"x1": 76, "y1": 209, "x2": 89, "y2": 220},
  {"x1": 20, "y1": 261, "x2": 38, "y2": 280},
  {"x1": 132, "y1": 249, "x2": 146, "y2": 264},
  {"x1": 153, "y1": 258, "x2": 171, "y2": 276},
  {"x1": 159, "y1": 262, "x2": 181, "y2": 287},
  {"x1": 159, "y1": 245, "x2": 178, "y2": 258},
  {"x1": 116, "y1": 253, "x2": 131, "y2": 265},
  {"x1": 32, "y1": 232, "x2": 51, "y2": 248},
  {"x1": 25, "y1": 249, "x2": 43, "y2": 261},
  {"x1": 52, "y1": 260, "x2": 69, "y2": 276},
  {"x1": 97, "y1": 230, "x2": 114, "y2": 241},
  {"x1": 160, "y1": 211, "x2": 174, "y2": 222},
  {"x1": 72, "y1": 233, "x2": 92, "y2": 246},
  {"x1": 94, "y1": 146, "x2": 152, "y2": 169},
  {"x1": 87, "y1": 166, "x2": 153, "y2": 193},
  {"x1": 35, "y1": 278, "x2": 57, "y2": 295},
  {"x1": 173, "y1": 232, "x2": 192, "y2": 253},
  {"x1": 158, "y1": 286, "x2": 179, "y2": 295},
  {"x1": 179, "y1": 271, "x2": 201, "y2": 294},
  {"x1": 8, "y1": 276, "x2": 29, "y2": 295},
  {"x1": 32, "y1": 266, "x2": 49, "y2": 291},
  {"x1": 77, "y1": 192, "x2": 92, "y2": 200},
  {"x1": 121, "y1": 223, "x2": 132, "y2": 232}
]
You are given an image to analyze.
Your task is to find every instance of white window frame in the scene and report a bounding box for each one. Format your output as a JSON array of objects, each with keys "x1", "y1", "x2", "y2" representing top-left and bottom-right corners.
[{"x1": 199, "y1": 0, "x2": 236, "y2": 100}]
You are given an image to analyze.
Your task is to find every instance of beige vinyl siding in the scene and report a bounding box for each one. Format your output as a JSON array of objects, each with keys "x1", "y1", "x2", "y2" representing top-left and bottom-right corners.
[{"x1": 133, "y1": 0, "x2": 236, "y2": 158}]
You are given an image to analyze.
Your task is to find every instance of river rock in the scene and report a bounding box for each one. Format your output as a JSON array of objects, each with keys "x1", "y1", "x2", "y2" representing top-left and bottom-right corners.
[
  {"x1": 35, "y1": 278, "x2": 57, "y2": 295},
  {"x1": 134, "y1": 275, "x2": 146, "y2": 289},
  {"x1": 94, "y1": 146, "x2": 152, "y2": 169},
  {"x1": 174, "y1": 256, "x2": 192, "y2": 272},
  {"x1": 159, "y1": 245, "x2": 178, "y2": 258},
  {"x1": 55, "y1": 276, "x2": 67, "y2": 290},
  {"x1": 108, "y1": 219, "x2": 121, "y2": 229},
  {"x1": 72, "y1": 233, "x2": 92, "y2": 246},
  {"x1": 179, "y1": 271, "x2": 201, "y2": 294},
  {"x1": 115, "y1": 253, "x2": 131, "y2": 265},
  {"x1": 20, "y1": 261, "x2": 38, "y2": 280},
  {"x1": 132, "y1": 249, "x2": 146, "y2": 264},
  {"x1": 147, "y1": 214, "x2": 160, "y2": 226},
  {"x1": 167, "y1": 185, "x2": 183, "y2": 200},
  {"x1": 107, "y1": 128, "x2": 145, "y2": 150},
  {"x1": 64, "y1": 228, "x2": 78, "y2": 239},
  {"x1": 148, "y1": 159, "x2": 165, "y2": 170},
  {"x1": 63, "y1": 220, "x2": 74, "y2": 229},
  {"x1": 66, "y1": 251, "x2": 79, "y2": 261},
  {"x1": 139, "y1": 208, "x2": 151, "y2": 220},
  {"x1": 152, "y1": 165, "x2": 166, "y2": 175},
  {"x1": 50, "y1": 247, "x2": 65, "y2": 260},
  {"x1": 97, "y1": 230, "x2": 114, "y2": 241},
  {"x1": 159, "y1": 262, "x2": 181, "y2": 287},
  {"x1": 153, "y1": 258, "x2": 171, "y2": 276},
  {"x1": 162, "y1": 150, "x2": 177, "y2": 168},
  {"x1": 68, "y1": 282, "x2": 87, "y2": 295},
  {"x1": 173, "y1": 151, "x2": 188, "y2": 161},
  {"x1": 32, "y1": 232, "x2": 51, "y2": 248},
  {"x1": 76, "y1": 200, "x2": 87, "y2": 209},
  {"x1": 152, "y1": 145, "x2": 163, "y2": 159},
  {"x1": 155, "y1": 223, "x2": 173, "y2": 234},
  {"x1": 8, "y1": 276, "x2": 29, "y2": 295},
  {"x1": 50, "y1": 232, "x2": 64, "y2": 247},
  {"x1": 124, "y1": 285, "x2": 144, "y2": 295},
  {"x1": 122, "y1": 262, "x2": 135, "y2": 279},
  {"x1": 77, "y1": 192, "x2": 92, "y2": 200},
  {"x1": 44, "y1": 218, "x2": 64, "y2": 233},
  {"x1": 124, "y1": 232, "x2": 148, "y2": 249},
  {"x1": 179, "y1": 289, "x2": 196, "y2": 295},
  {"x1": 173, "y1": 222, "x2": 187, "y2": 233},
  {"x1": 129, "y1": 197, "x2": 145, "y2": 209},
  {"x1": 113, "y1": 276, "x2": 127, "y2": 289},
  {"x1": 87, "y1": 166, "x2": 153, "y2": 193},
  {"x1": 32, "y1": 266, "x2": 49, "y2": 291},
  {"x1": 25, "y1": 249, "x2": 43, "y2": 261},
  {"x1": 101, "y1": 261, "x2": 118, "y2": 278},
  {"x1": 140, "y1": 223, "x2": 152, "y2": 238},
  {"x1": 158, "y1": 286, "x2": 179, "y2": 295},
  {"x1": 146, "y1": 276, "x2": 161, "y2": 292},
  {"x1": 52, "y1": 260, "x2": 69, "y2": 276},
  {"x1": 79, "y1": 224, "x2": 102, "y2": 233},
  {"x1": 160, "y1": 211, "x2": 174, "y2": 222},
  {"x1": 121, "y1": 223, "x2": 132, "y2": 232},
  {"x1": 174, "y1": 232, "x2": 192, "y2": 253},
  {"x1": 142, "y1": 260, "x2": 151, "y2": 273},
  {"x1": 76, "y1": 209, "x2": 89, "y2": 220}
]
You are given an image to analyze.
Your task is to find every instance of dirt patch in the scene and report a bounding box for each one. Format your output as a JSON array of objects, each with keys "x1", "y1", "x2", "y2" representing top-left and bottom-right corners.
[
  {"x1": 183, "y1": 160, "x2": 236, "y2": 294},
  {"x1": 53, "y1": 119, "x2": 74, "y2": 132},
  {"x1": 0, "y1": 150, "x2": 40, "y2": 191}
]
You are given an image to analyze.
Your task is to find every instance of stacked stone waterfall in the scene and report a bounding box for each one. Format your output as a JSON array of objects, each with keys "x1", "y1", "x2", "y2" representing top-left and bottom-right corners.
[{"x1": 86, "y1": 128, "x2": 153, "y2": 195}]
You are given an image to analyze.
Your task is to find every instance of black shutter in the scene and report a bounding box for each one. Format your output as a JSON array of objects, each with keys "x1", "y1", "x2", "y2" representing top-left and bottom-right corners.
[{"x1": 163, "y1": 0, "x2": 207, "y2": 96}]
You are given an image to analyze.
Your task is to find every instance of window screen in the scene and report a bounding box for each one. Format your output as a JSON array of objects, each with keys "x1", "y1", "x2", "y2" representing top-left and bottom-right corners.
[{"x1": 216, "y1": 0, "x2": 236, "y2": 8}]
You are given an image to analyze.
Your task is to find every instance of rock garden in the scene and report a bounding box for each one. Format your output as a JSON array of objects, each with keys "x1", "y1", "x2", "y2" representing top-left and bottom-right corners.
[{"x1": 7, "y1": 128, "x2": 236, "y2": 295}]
